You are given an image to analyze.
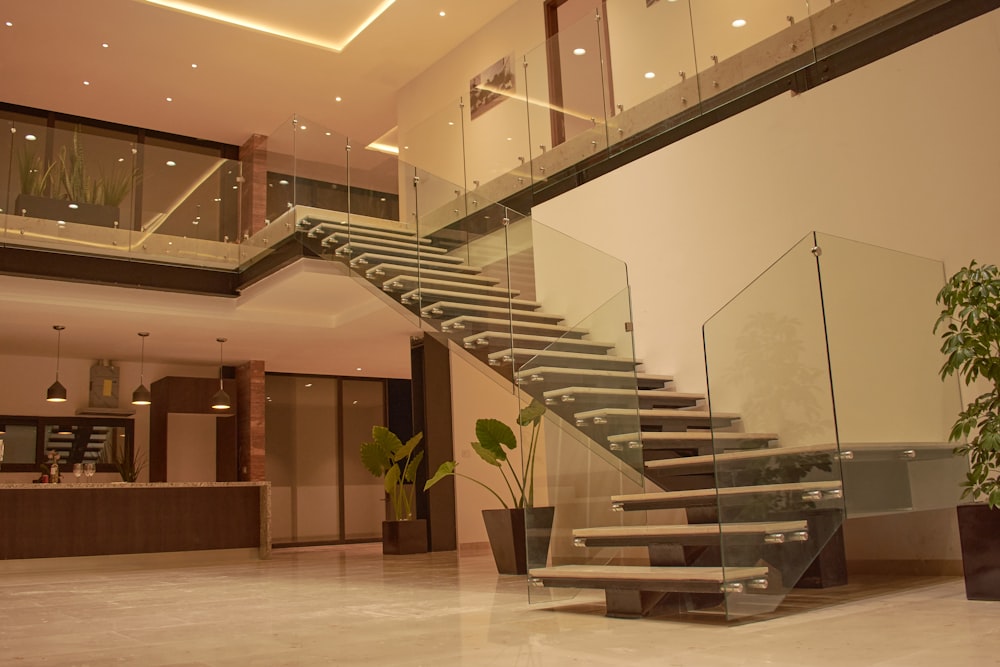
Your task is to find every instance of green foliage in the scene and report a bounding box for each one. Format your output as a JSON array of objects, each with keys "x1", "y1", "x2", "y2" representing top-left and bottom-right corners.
[
  {"x1": 935, "y1": 260, "x2": 1000, "y2": 508},
  {"x1": 100, "y1": 438, "x2": 147, "y2": 482},
  {"x1": 16, "y1": 147, "x2": 58, "y2": 197},
  {"x1": 425, "y1": 400, "x2": 546, "y2": 509},
  {"x1": 360, "y1": 426, "x2": 425, "y2": 521}
]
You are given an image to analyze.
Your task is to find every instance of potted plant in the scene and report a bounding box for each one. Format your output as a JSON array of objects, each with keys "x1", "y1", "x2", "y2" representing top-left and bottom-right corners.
[
  {"x1": 14, "y1": 128, "x2": 138, "y2": 227},
  {"x1": 102, "y1": 438, "x2": 147, "y2": 483},
  {"x1": 425, "y1": 400, "x2": 554, "y2": 574},
  {"x1": 360, "y1": 426, "x2": 428, "y2": 555},
  {"x1": 935, "y1": 259, "x2": 1000, "y2": 599}
]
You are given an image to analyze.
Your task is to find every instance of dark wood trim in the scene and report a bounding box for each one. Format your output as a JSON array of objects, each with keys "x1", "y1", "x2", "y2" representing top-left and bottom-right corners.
[
  {"x1": 336, "y1": 377, "x2": 347, "y2": 542},
  {"x1": 543, "y1": 0, "x2": 567, "y2": 148}
]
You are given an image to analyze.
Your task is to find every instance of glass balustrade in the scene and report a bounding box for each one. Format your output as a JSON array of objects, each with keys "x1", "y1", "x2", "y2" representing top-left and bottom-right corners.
[{"x1": 703, "y1": 231, "x2": 966, "y2": 620}]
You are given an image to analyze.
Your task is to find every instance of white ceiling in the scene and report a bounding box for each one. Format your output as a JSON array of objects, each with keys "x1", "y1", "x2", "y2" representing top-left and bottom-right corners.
[{"x1": 0, "y1": 0, "x2": 522, "y2": 379}]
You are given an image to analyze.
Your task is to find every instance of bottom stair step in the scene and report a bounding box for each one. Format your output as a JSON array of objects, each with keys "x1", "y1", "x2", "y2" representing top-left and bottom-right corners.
[{"x1": 528, "y1": 565, "x2": 770, "y2": 594}]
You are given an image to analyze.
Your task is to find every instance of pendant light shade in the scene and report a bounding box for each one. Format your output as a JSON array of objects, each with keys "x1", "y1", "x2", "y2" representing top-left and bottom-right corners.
[
  {"x1": 46, "y1": 325, "x2": 67, "y2": 403},
  {"x1": 211, "y1": 337, "x2": 231, "y2": 410},
  {"x1": 131, "y1": 332, "x2": 151, "y2": 406}
]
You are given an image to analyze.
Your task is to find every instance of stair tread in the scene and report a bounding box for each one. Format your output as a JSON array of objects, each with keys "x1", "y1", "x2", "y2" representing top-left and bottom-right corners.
[
  {"x1": 609, "y1": 431, "x2": 778, "y2": 443},
  {"x1": 575, "y1": 408, "x2": 739, "y2": 419},
  {"x1": 612, "y1": 480, "x2": 843, "y2": 504},
  {"x1": 490, "y1": 348, "x2": 639, "y2": 364},
  {"x1": 385, "y1": 275, "x2": 517, "y2": 296},
  {"x1": 343, "y1": 242, "x2": 465, "y2": 263},
  {"x1": 442, "y1": 316, "x2": 589, "y2": 337},
  {"x1": 404, "y1": 288, "x2": 542, "y2": 309},
  {"x1": 545, "y1": 387, "x2": 702, "y2": 400},
  {"x1": 529, "y1": 564, "x2": 769, "y2": 584},
  {"x1": 367, "y1": 264, "x2": 499, "y2": 285},
  {"x1": 301, "y1": 216, "x2": 424, "y2": 242},
  {"x1": 423, "y1": 302, "x2": 564, "y2": 322},
  {"x1": 324, "y1": 231, "x2": 447, "y2": 253},
  {"x1": 574, "y1": 520, "x2": 808, "y2": 539},
  {"x1": 516, "y1": 367, "x2": 650, "y2": 381},
  {"x1": 465, "y1": 333, "x2": 614, "y2": 350},
  {"x1": 352, "y1": 253, "x2": 483, "y2": 274},
  {"x1": 645, "y1": 443, "x2": 836, "y2": 471}
]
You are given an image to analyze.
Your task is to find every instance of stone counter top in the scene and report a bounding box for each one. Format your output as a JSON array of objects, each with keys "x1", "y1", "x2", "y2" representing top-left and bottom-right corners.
[{"x1": 0, "y1": 481, "x2": 269, "y2": 489}]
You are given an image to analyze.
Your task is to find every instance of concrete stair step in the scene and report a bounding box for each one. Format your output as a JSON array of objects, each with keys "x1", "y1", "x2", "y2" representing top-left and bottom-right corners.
[
  {"x1": 574, "y1": 408, "x2": 739, "y2": 429},
  {"x1": 572, "y1": 520, "x2": 809, "y2": 548},
  {"x1": 339, "y1": 242, "x2": 464, "y2": 263},
  {"x1": 607, "y1": 431, "x2": 778, "y2": 452},
  {"x1": 421, "y1": 301, "x2": 564, "y2": 323},
  {"x1": 402, "y1": 288, "x2": 541, "y2": 311},
  {"x1": 464, "y1": 332, "x2": 614, "y2": 354},
  {"x1": 441, "y1": 316, "x2": 589, "y2": 338},
  {"x1": 350, "y1": 253, "x2": 482, "y2": 274},
  {"x1": 645, "y1": 443, "x2": 837, "y2": 475},
  {"x1": 544, "y1": 387, "x2": 701, "y2": 408},
  {"x1": 300, "y1": 217, "x2": 428, "y2": 243},
  {"x1": 610, "y1": 480, "x2": 844, "y2": 512},
  {"x1": 384, "y1": 275, "x2": 518, "y2": 297},
  {"x1": 366, "y1": 264, "x2": 499, "y2": 285},
  {"x1": 490, "y1": 348, "x2": 640, "y2": 371},
  {"x1": 514, "y1": 368, "x2": 673, "y2": 390},
  {"x1": 323, "y1": 231, "x2": 448, "y2": 253}
]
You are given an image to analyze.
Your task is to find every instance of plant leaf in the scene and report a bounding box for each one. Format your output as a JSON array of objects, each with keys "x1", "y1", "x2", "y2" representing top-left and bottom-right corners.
[
  {"x1": 472, "y1": 440, "x2": 504, "y2": 466},
  {"x1": 384, "y1": 463, "x2": 400, "y2": 495},
  {"x1": 393, "y1": 431, "x2": 423, "y2": 463},
  {"x1": 403, "y1": 450, "x2": 424, "y2": 483},
  {"x1": 425, "y1": 461, "x2": 456, "y2": 491},
  {"x1": 360, "y1": 439, "x2": 391, "y2": 478},
  {"x1": 477, "y1": 418, "x2": 517, "y2": 453},
  {"x1": 517, "y1": 399, "x2": 547, "y2": 426},
  {"x1": 372, "y1": 425, "x2": 403, "y2": 454}
]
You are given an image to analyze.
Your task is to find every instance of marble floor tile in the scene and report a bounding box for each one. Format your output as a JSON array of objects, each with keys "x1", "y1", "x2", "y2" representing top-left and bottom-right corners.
[{"x1": 0, "y1": 544, "x2": 998, "y2": 666}]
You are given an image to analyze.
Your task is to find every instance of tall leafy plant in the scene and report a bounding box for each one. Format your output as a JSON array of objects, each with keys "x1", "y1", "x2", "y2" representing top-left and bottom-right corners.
[
  {"x1": 15, "y1": 147, "x2": 58, "y2": 197},
  {"x1": 360, "y1": 427, "x2": 424, "y2": 521},
  {"x1": 935, "y1": 259, "x2": 1000, "y2": 508},
  {"x1": 425, "y1": 400, "x2": 546, "y2": 509}
]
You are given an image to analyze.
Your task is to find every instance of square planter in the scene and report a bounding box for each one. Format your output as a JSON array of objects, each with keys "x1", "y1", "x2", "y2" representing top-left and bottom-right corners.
[
  {"x1": 15, "y1": 194, "x2": 120, "y2": 227},
  {"x1": 382, "y1": 519, "x2": 428, "y2": 555},
  {"x1": 482, "y1": 506, "x2": 555, "y2": 575},
  {"x1": 957, "y1": 503, "x2": 1000, "y2": 600}
]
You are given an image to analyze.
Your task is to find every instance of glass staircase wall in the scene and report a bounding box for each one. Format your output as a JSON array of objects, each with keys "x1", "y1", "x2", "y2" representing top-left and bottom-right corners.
[
  {"x1": 1, "y1": 118, "x2": 245, "y2": 269},
  {"x1": 703, "y1": 231, "x2": 967, "y2": 621}
]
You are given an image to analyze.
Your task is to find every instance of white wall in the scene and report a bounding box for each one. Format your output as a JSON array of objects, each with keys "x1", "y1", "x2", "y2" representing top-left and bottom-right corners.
[{"x1": 166, "y1": 413, "x2": 217, "y2": 482}]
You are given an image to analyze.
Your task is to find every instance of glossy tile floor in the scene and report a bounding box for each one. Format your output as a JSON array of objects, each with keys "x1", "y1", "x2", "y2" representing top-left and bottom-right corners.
[{"x1": 2, "y1": 544, "x2": 998, "y2": 666}]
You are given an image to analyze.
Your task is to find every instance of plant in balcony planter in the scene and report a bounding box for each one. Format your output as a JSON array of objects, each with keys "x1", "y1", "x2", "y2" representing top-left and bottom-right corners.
[
  {"x1": 360, "y1": 427, "x2": 428, "y2": 555},
  {"x1": 425, "y1": 400, "x2": 554, "y2": 574},
  {"x1": 935, "y1": 259, "x2": 1000, "y2": 599}
]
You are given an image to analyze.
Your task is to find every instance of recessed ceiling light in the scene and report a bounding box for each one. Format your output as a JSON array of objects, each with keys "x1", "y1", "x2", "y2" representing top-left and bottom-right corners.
[
  {"x1": 25, "y1": 134, "x2": 36, "y2": 141},
  {"x1": 166, "y1": 160, "x2": 176, "y2": 166},
  {"x1": 166, "y1": 97, "x2": 173, "y2": 102},
  {"x1": 573, "y1": 48, "x2": 586, "y2": 56},
  {"x1": 447, "y1": 121, "x2": 454, "y2": 126},
  {"x1": 335, "y1": 96, "x2": 342, "y2": 102},
  {"x1": 117, "y1": 157, "x2": 124, "y2": 162},
  {"x1": 644, "y1": 71, "x2": 656, "y2": 79},
  {"x1": 305, "y1": 383, "x2": 313, "y2": 387},
  {"x1": 214, "y1": 197, "x2": 222, "y2": 202},
  {"x1": 325, "y1": 131, "x2": 332, "y2": 136},
  {"x1": 732, "y1": 18, "x2": 747, "y2": 27},
  {"x1": 101, "y1": 42, "x2": 109, "y2": 48},
  {"x1": 278, "y1": 179, "x2": 289, "y2": 185},
  {"x1": 83, "y1": 81, "x2": 91, "y2": 86},
  {"x1": 507, "y1": 137, "x2": 512, "y2": 141},
  {"x1": 299, "y1": 125, "x2": 307, "y2": 130},
  {"x1": 5, "y1": 21, "x2": 12, "y2": 27},
  {"x1": 356, "y1": 367, "x2": 362, "y2": 371},
  {"x1": 191, "y1": 63, "x2": 198, "y2": 68},
  {"x1": 352, "y1": 400, "x2": 358, "y2": 405},
  {"x1": 192, "y1": 219, "x2": 199, "y2": 225},
  {"x1": 439, "y1": 11, "x2": 446, "y2": 17},
  {"x1": 68, "y1": 204, "x2": 79, "y2": 209}
]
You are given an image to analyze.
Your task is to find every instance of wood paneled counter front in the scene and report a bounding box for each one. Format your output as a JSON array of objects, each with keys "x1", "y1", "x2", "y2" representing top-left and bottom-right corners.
[{"x1": 0, "y1": 482, "x2": 270, "y2": 560}]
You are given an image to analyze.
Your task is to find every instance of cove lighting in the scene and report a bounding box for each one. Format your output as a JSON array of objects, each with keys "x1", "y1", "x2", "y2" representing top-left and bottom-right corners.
[
  {"x1": 732, "y1": 18, "x2": 747, "y2": 28},
  {"x1": 140, "y1": 0, "x2": 396, "y2": 53},
  {"x1": 366, "y1": 142, "x2": 400, "y2": 156}
]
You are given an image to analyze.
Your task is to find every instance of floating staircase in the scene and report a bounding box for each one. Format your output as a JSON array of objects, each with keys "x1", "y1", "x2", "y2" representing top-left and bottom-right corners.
[{"x1": 295, "y1": 212, "x2": 847, "y2": 621}]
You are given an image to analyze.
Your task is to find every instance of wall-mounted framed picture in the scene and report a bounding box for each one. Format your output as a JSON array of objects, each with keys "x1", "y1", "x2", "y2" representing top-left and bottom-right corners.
[{"x1": 470, "y1": 54, "x2": 515, "y2": 121}]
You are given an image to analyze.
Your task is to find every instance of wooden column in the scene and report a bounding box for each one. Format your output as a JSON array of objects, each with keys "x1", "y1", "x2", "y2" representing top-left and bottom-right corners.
[
  {"x1": 237, "y1": 360, "x2": 267, "y2": 481},
  {"x1": 412, "y1": 333, "x2": 457, "y2": 552},
  {"x1": 239, "y1": 133, "x2": 268, "y2": 239}
]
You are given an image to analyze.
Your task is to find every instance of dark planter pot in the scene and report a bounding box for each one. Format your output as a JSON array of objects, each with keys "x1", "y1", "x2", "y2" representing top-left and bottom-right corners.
[
  {"x1": 482, "y1": 506, "x2": 555, "y2": 575},
  {"x1": 15, "y1": 194, "x2": 120, "y2": 227},
  {"x1": 957, "y1": 503, "x2": 1000, "y2": 600},
  {"x1": 382, "y1": 519, "x2": 428, "y2": 555}
]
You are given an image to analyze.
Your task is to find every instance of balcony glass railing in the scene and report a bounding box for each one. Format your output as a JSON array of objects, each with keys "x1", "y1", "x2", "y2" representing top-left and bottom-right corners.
[
  {"x1": 2, "y1": 118, "x2": 244, "y2": 270},
  {"x1": 703, "y1": 231, "x2": 966, "y2": 620}
]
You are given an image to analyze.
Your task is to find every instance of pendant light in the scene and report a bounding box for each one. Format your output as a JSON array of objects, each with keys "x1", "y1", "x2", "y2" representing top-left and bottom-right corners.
[
  {"x1": 131, "y1": 332, "x2": 151, "y2": 406},
  {"x1": 211, "y1": 337, "x2": 231, "y2": 410},
  {"x1": 46, "y1": 325, "x2": 68, "y2": 402}
]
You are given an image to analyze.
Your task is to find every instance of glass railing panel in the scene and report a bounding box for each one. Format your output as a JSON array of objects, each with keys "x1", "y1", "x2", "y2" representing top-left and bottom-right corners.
[
  {"x1": 523, "y1": 13, "x2": 610, "y2": 191},
  {"x1": 704, "y1": 232, "x2": 844, "y2": 620},
  {"x1": 605, "y1": 0, "x2": 703, "y2": 153},
  {"x1": 265, "y1": 115, "x2": 298, "y2": 228},
  {"x1": 815, "y1": 233, "x2": 966, "y2": 516},
  {"x1": 523, "y1": 287, "x2": 644, "y2": 604},
  {"x1": 398, "y1": 100, "x2": 466, "y2": 224},
  {"x1": 1, "y1": 119, "x2": 19, "y2": 229},
  {"x1": 689, "y1": 1, "x2": 815, "y2": 111},
  {"x1": 807, "y1": 0, "x2": 937, "y2": 55}
]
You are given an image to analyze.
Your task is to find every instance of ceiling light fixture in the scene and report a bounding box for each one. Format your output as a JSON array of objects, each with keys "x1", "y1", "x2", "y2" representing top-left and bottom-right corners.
[
  {"x1": 5, "y1": 21, "x2": 12, "y2": 27},
  {"x1": 25, "y1": 134, "x2": 37, "y2": 141},
  {"x1": 140, "y1": 0, "x2": 395, "y2": 53},
  {"x1": 211, "y1": 337, "x2": 231, "y2": 410},
  {"x1": 46, "y1": 325, "x2": 68, "y2": 403},
  {"x1": 166, "y1": 97, "x2": 173, "y2": 102},
  {"x1": 166, "y1": 160, "x2": 176, "y2": 166},
  {"x1": 732, "y1": 18, "x2": 747, "y2": 27},
  {"x1": 191, "y1": 63, "x2": 198, "y2": 68},
  {"x1": 439, "y1": 11, "x2": 446, "y2": 17},
  {"x1": 335, "y1": 97, "x2": 342, "y2": 102},
  {"x1": 83, "y1": 81, "x2": 90, "y2": 86},
  {"x1": 573, "y1": 48, "x2": 586, "y2": 56},
  {"x1": 644, "y1": 71, "x2": 656, "y2": 79},
  {"x1": 101, "y1": 42, "x2": 109, "y2": 48},
  {"x1": 132, "y1": 332, "x2": 152, "y2": 406}
]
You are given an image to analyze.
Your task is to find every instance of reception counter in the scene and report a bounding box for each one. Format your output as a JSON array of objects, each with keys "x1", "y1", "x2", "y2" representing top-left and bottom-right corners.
[{"x1": 0, "y1": 482, "x2": 270, "y2": 560}]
